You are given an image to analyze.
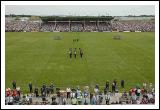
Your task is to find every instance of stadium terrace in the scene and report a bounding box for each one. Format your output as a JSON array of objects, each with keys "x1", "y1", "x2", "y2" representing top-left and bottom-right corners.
[{"x1": 5, "y1": 16, "x2": 155, "y2": 32}]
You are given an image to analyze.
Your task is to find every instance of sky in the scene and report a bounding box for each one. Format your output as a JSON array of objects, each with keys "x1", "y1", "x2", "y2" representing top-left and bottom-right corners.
[{"x1": 5, "y1": 5, "x2": 155, "y2": 16}]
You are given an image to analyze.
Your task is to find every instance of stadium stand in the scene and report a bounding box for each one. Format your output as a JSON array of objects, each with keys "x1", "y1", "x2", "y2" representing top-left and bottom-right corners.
[{"x1": 5, "y1": 16, "x2": 155, "y2": 32}]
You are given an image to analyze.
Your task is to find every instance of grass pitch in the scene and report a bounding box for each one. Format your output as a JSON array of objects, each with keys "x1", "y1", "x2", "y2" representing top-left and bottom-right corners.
[{"x1": 5, "y1": 32, "x2": 155, "y2": 92}]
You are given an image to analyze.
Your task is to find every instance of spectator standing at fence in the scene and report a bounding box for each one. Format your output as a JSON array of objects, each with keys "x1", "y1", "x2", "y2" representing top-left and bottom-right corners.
[
  {"x1": 28, "y1": 94, "x2": 32, "y2": 104},
  {"x1": 104, "y1": 81, "x2": 109, "y2": 94},
  {"x1": 42, "y1": 83, "x2": 46, "y2": 91},
  {"x1": 51, "y1": 95, "x2": 57, "y2": 105},
  {"x1": 6, "y1": 88, "x2": 11, "y2": 97},
  {"x1": 28, "y1": 82, "x2": 32, "y2": 93},
  {"x1": 141, "y1": 95, "x2": 148, "y2": 104},
  {"x1": 149, "y1": 83, "x2": 153, "y2": 92},
  {"x1": 12, "y1": 80, "x2": 16, "y2": 89},
  {"x1": 105, "y1": 93, "x2": 110, "y2": 105},
  {"x1": 137, "y1": 88, "x2": 141, "y2": 98},
  {"x1": 114, "y1": 79, "x2": 117, "y2": 86},
  {"x1": 62, "y1": 96, "x2": 67, "y2": 105},
  {"x1": 92, "y1": 94, "x2": 97, "y2": 105},
  {"x1": 71, "y1": 97, "x2": 77, "y2": 105},
  {"x1": 98, "y1": 92, "x2": 103, "y2": 105},
  {"x1": 42, "y1": 83, "x2": 46, "y2": 96},
  {"x1": 7, "y1": 95, "x2": 14, "y2": 105},
  {"x1": 12, "y1": 89, "x2": 17, "y2": 97},
  {"x1": 121, "y1": 80, "x2": 125, "y2": 89},
  {"x1": 94, "y1": 85, "x2": 99, "y2": 97},
  {"x1": 70, "y1": 90, "x2": 75, "y2": 99},
  {"x1": 50, "y1": 82, "x2": 54, "y2": 94},
  {"x1": 42, "y1": 91, "x2": 46, "y2": 104},
  {"x1": 95, "y1": 84, "x2": 99, "y2": 89},
  {"x1": 106, "y1": 81, "x2": 109, "y2": 91},
  {"x1": 46, "y1": 86, "x2": 50, "y2": 97},
  {"x1": 34, "y1": 87, "x2": 39, "y2": 97},
  {"x1": 112, "y1": 82, "x2": 116, "y2": 94},
  {"x1": 16, "y1": 87, "x2": 21, "y2": 97},
  {"x1": 66, "y1": 87, "x2": 71, "y2": 99}
]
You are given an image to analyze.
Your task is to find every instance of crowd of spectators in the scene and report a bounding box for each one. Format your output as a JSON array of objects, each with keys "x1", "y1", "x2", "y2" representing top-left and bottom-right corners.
[
  {"x1": 5, "y1": 20, "x2": 28, "y2": 32},
  {"x1": 55, "y1": 22, "x2": 70, "y2": 32},
  {"x1": 84, "y1": 22, "x2": 98, "y2": 32},
  {"x1": 112, "y1": 20, "x2": 155, "y2": 32},
  {"x1": 70, "y1": 22, "x2": 84, "y2": 32},
  {"x1": 98, "y1": 22, "x2": 112, "y2": 31},
  {"x1": 5, "y1": 80, "x2": 155, "y2": 105},
  {"x1": 5, "y1": 19, "x2": 155, "y2": 32},
  {"x1": 40, "y1": 22, "x2": 55, "y2": 32},
  {"x1": 23, "y1": 21, "x2": 40, "y2": 32}
]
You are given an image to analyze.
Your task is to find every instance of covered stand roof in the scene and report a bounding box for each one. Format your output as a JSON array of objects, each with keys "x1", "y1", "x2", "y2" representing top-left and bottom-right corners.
[{"x1": 40, "y1": 16, "x2": 114, "y2": 22}]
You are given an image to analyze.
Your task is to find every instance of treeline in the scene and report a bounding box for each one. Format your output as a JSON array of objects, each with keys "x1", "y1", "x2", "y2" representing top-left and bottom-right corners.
[
  {"x1": 126, "y1": 15, "x2": 155, "y2": 17},
  {"x1": 5, "y1": 14, "x2": 40, "y2": 17}
]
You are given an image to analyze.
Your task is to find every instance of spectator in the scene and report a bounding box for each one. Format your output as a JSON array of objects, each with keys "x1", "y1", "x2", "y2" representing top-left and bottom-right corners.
[
  {"x1": 84, "y1": 97, "x2": 88, "y2": 105},
  {"x1": 149, "y1": 83, "x2": 153, "y2": 92},
  {"x1": 98, "y1": 92, "x2": 103, "y2": 104},
  {"x1": 42, "y1": 83, "x2": 46, "y2": 91},
  {"x1": 50, "y1": 83, "x2": 54, "y2": 94},
  {"x1": 46, "y1": 86, "x2": 50, "y2": 97},
  {"x1": 91, "y1": 94, "x2": 97, "y2": 105},
  {"x1": 34, "y1": 87, "x2": 39, "y2": 97},
  {"x1": 136, "y1": 88, "x2": 141, "y2": 98},
  {"x1": 12, "y1": 89, "x2": 17, "y2": 97},
  {"x1": 71, "y1": 97, "x2": 78, "y2": 105},
  {"x1": 12, "y1": 80, "x2": 16, "y2": 89},
  {"x1": 66, "y1": 87, "x2": 71, "y2": 99},
  {"x1": 105, "y1": 93, "x2": 110, "y2": 105},
  {"x1": 26, "y1": 94, "x2": 30, "y2": 104},
  {"x1": 114, "y1": 79, "x2": 117, "y2": 86},
  {"x1": 56, "y1": 88, "x2": 61, "y2": 98},
  {"x1": 143, "y1": 82, "x2": 147, "y2": 89},
  {"x1": 42, "y1": 91, "x2": 46, "y2": 103},
  {"x1": 28, "y1": 82, "x2": 32, "y2": 93},
  {"x1": 70, "y1": 89, "x2": 76, "y2": 99},
  {"x1": 51, "y1": 95, "x2": 57, "y2": 105},
  {"x1": 105, "y1": 81, "x2": 109, "y2": 92},
  {"x1": 5, "y1": 81, "x2": 155, "y2": 105},
  {"x1": 94, "y1": 85, "x2": 99, "y2": 97},
  {"x1": 129, "y1": 88, "x2": 132, "y2": 96},
  {"x1": 7, "y1": 95, "x2": 14, "y2": 105},
  {"x1": 122, "y1": 91, "x2": 127, "y2": 98},
  {"x1": 112, "y1": 82, "x2": 116, "y2": 94},
  {"x1": 121, "y1": 80, "x2": 125, "y2": 88},
  {"x1": 62, "y1": 96, "x2": 67, "y2": 105},
  {"x1": 136, "y1": 97, "x2": 141, "y2": 104},
  {"x1": 16, "y1": 87, "x2": 21, "y2": 97},
  {"x1": 141, "y1": 95, "x2": 148, "y2": 104},
  {"x1": 28, "y1": 94, "x2": 32, "y2": 104},
  {"x1": 131, "y1": 92, "x2": 137, "y2": 104},
  {"x1": 6, "y1": 88, "x2": 11, "y2": 97}
]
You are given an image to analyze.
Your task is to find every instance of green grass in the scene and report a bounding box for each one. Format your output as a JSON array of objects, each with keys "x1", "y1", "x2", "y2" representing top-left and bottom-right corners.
[{"x1": 5, "y1": 32, "x2": 155, "y2": 93}]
